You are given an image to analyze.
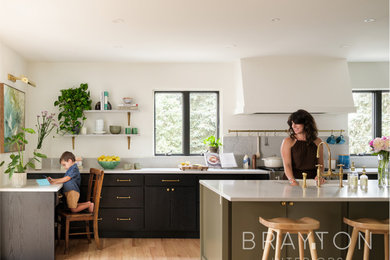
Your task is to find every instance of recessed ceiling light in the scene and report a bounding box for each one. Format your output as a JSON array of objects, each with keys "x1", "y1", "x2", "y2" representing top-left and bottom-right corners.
[
  {"x1": 113, "y1": 45, "x2": 123, "y2": 49},
  {"x1": 112, "y1": 18, "x2": 125, "y2": 24},
  {"x1": 224, "y1": 44, "x2": 237, "y2": 48},
  {"x1": 364, "y1": 18, "x2": 376, "y2": 23},
  {"x1": 271, "y1": 18, "x2": 281, "y2": 22},
  {"x1": 340, "y1": 44, "x2": 352, "y2": 48}
]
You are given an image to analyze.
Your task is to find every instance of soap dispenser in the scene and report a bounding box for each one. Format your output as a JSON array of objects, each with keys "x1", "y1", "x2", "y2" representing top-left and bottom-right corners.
[
  {"x1": 243, "y1": 155, "x2": 250, "y2": 169},
  {"x1": 360, "y1": 166, "x2": 368, "y2": 190}
]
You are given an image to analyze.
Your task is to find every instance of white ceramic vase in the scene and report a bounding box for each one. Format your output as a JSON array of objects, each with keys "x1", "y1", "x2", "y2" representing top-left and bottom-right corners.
[
  {"x1": 34, "y1": 148, "x2": 42, "y2": 170},
  {"x1": 12, "y1": 172, "x2": 27, "y2": 188}
]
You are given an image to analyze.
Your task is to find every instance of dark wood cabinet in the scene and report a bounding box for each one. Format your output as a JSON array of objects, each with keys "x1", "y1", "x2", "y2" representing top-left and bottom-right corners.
[{"x1": 28, "y1": 171, "x2": 268, "y2": 238}]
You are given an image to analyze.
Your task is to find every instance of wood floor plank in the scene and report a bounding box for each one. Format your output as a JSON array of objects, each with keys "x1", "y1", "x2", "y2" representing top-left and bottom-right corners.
[{"x1": 56, "y1": 238, "x2": 200, "y2": 260}]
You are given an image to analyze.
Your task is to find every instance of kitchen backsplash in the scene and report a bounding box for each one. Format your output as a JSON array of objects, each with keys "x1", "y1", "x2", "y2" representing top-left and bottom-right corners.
[{"x1": 223, "y1": 135, "x2": 350, "y2": 168}]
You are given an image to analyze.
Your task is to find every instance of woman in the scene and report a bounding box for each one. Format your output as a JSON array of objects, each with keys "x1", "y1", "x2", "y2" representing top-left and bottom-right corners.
[{"x1": 281, "y1": 109, "x2": 324, "y2": 186}]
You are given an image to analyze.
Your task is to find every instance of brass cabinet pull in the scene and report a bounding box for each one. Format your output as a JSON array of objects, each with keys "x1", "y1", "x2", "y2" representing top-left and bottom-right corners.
[
  {"x1": 116, "y1": 218, "x2": 132, "y2": 221},
  {"x1": 166, "y1": 188, "x2": 170, "y2": 192},
  {"x1": 97, "y1": 218, "x2": 103, "y2": 221},
  {"x1": 288, "y1": 202, "x2": 294, "y2": 206},
  {"x1": 116, "y1": 179, "x2": 131, "y2": 182},
  {"x1": 161, "y1": 179, "x2": 180, "y2": 182},
  {"x1": 116, "y1": 196, "x2": 131, "y2": 199},
  {"x1": 281, "y1": 201, "x2": 287, "y2": 206},
  {"x1": 171, "y1": 188, "x2": 175, "y2": 192}
]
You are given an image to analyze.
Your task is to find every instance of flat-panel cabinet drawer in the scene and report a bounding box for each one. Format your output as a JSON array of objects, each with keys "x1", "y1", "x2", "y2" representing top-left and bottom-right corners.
[
  {"x1": 98, "y1": 209, "x2": 144, "y2": 231},
  {"x1": 145, "y1": 175, "x2": 196, "y2": 186},
  {"x1": 103, "y1": 175, "x2": 144, "y2": 186},
  {"x1": 100, "y1": 187, "x2": 143, "y2": 207}
]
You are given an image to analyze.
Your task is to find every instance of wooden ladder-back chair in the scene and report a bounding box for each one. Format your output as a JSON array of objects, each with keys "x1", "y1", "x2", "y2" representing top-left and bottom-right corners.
[{"x1": 57, "y1": 168, "x2": 104, "y2": 254}]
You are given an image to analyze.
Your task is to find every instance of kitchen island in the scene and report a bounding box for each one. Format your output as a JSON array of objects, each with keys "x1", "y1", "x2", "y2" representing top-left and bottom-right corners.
[
  {"x1": 200, "y1": 179, "x2": 389, "y2": 260},
  {"x1": 0, "y1": 180, "x2": 62, "y2": 260}
]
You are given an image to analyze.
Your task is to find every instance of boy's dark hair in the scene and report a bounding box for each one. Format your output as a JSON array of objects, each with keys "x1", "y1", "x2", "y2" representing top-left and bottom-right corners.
[{"x1": 60, "y1": 151, "x2": 76, "y2": 163}]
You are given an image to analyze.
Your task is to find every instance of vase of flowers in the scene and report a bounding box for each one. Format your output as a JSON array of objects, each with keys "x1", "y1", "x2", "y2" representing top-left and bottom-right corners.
[
  {"x1": 370, "y1": 136, "x2": 390, "y2": 188},
  {"x1": 35, "y1": 111, "x2": 57, "y2": 170}
]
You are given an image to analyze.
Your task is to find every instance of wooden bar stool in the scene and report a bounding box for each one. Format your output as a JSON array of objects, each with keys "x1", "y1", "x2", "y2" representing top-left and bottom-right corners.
[
  {"x1": 259, "y1": 217, "x2": 320, "y2": 260},
  {"x1": 343, "y1": 217, "x2": 389, "y2": 260}
]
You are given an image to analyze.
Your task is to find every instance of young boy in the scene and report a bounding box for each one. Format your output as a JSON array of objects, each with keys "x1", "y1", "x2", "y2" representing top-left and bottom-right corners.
[{"x1": 48, "y1": 151, "x2": 94, "y2": 213}]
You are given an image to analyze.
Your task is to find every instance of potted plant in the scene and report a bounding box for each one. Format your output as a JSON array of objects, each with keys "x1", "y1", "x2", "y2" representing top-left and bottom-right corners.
[
  {"x1": 54, "y1": 83, "x2": 92, "y2": 134},
  {"x1": 203, "y1": 135, "x2": 222, "y2": 153},
  {"x1": 35, "y1": 111, "x2": 58, "y2": 169},
  {"x1": 0, "y1": 128, "x2": 46, "y2": 187}
]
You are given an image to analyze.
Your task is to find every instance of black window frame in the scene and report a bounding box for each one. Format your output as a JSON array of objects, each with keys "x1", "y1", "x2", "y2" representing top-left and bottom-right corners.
[
  {"x1": 350, "y1": 89, "x2": 389, "y2": 155},
  {"x1": 154, "y1": 91, "x2": 220, "y2": 156}
]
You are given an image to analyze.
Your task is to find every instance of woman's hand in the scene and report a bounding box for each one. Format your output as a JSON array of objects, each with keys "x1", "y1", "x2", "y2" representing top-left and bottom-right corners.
[{"x1": 289, "y1": 179, "x2": 299, "y2": 186}]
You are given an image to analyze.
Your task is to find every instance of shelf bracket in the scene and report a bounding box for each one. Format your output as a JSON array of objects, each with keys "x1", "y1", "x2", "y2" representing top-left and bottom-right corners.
[
  {"x1": 127, "y1": 112, "x2": 131, "y2": 126},
  {"x1": 127, "y1": 136, "x2": 131, "y2": 150},
  {"x1": 72, "y1": 136, "x2": 75, "y2": 150}
]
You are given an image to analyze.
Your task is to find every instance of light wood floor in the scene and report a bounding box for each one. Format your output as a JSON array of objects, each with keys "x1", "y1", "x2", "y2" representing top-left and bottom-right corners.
[{"x1": 56, "y1": 238, "x2": 200, "y2": 260}]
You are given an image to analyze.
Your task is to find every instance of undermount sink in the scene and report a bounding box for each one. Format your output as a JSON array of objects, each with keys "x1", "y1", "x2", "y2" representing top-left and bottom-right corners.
[{"x1": 275, "y1": 179, "x2": 344, "y2": 187}]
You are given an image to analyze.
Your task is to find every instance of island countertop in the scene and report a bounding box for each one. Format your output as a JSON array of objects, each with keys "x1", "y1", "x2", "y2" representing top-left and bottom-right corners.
[
  {"x1": 0, "y1": 179, "x2": 63, "y2": 192},
  {"x1": 200, "y1": 179, "x2": 389, "y2": 202},
  {"x1": 28, "y1": 168, "x2": 270, "y2": 175}
]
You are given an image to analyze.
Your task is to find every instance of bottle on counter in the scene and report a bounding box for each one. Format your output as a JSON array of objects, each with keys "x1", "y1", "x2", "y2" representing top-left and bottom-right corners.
[
  {"x1": 360, "y1": 166, "x2": 368, "y2": 190},
  {"x1": 243, "y1": 155, "x2": 250, "y2": 169},
  {"x1": 349, "y1": 164, "x2": 358, "y2": 190}
]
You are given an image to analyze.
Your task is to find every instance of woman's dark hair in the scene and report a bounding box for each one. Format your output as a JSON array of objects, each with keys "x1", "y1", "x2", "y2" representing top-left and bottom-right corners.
[
  {"x1": 60, "y1": 151, "x2": 76, "y2": 163},
  {"x1": 287, "y1": 109, "x2": 318, "y2": 143}
]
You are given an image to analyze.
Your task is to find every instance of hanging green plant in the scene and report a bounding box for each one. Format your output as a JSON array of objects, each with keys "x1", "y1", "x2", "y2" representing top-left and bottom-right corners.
[{"x1": 54, "y1": 83, "x2": 92, "y2": 134}]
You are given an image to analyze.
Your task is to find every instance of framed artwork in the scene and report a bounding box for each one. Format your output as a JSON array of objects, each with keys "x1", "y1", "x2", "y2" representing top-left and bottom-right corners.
[{"x1": 0, "y1": 83, "x2": 25, "y2": 153}]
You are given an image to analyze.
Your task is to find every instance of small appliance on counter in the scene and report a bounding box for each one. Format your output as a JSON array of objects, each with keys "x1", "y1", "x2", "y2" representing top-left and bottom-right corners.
[{"x1": 258, "y1": 166, "x2": 285, "y2": 180}]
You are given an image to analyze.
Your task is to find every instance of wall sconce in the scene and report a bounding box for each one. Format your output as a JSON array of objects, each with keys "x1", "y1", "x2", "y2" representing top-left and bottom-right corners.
[{"x1": 8, "y1": 74, "x2": 36, "y2": 87}]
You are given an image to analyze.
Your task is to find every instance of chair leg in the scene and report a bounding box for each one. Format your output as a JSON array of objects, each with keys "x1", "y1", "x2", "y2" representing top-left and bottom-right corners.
[
  {"x1": 274, "y1": 229, "x2": 282, "y2": 260},
  {"x1": 298, "y1": 232, "x2": 304, "y2": 260},
  {"x1": 384, "y1": 232, "x2": 389, "y2": 260},
  {"x1": 346, "y1": 227, "x2": 358, "y2": 260},
  {"x1": 65, "y1": 219, "x2": 70, "y2": 254},
  {"x1": 86, "y1": 221, "x2": 91, "y2": 243},
  {"x1": 262, "y1": 228, "x2": 273, "y2": 260},
  {"x1": 57, "y1": 216, "x2": 61, "y2": 246},
  {"x1": 308, "y1": 230, "x2": 318, "y2": 260},
  {"x1": 363, "y1": 229, "x2": 371, "y2": 260},
  {"x1": 93, "y1": 219, "x2": 102, "y2": 250}
]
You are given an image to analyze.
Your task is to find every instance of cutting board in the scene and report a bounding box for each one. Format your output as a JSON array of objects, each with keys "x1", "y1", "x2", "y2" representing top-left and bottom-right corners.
[{"x1": 180, "y1": 165, "x2": 209, "y2": 171}]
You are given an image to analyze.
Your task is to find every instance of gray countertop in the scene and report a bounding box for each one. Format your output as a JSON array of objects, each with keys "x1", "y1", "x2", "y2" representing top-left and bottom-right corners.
[
  {"x1": 0, "y1": 179, "x2": 63, "y2": 192},
  {"x1": 28, "y1": 167, "x2": 270, "y2": 175},
  {"x1": 200, "y1": 179, "x2": 389, "y2": 202}
]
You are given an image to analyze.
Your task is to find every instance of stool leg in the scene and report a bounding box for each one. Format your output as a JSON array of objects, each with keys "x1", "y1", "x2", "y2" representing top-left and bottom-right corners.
[
  {"x1": 262, "y1": 228, "x2": 273, "y2": 260},
  {"x1": 86, "y1": 221, "x2": 91, "y2": 243},
  {"x1": 308, "y1": 231, "x2": 318, "y2": 260},
  {"x1": 298, "y1": 232, "x2": 304, "y2": 260},
  {"x1": 275, "y1": 229, "x2": 282, "y2": 260},
  {"x1": 65, "y1": 219, "x2": 70, "y2": 254},
  {"x1": 363, "y1": 229, "x2": 371, "y2": 260},
  {"x1": 384, "y1": 232, "x2": 389, "y2": 260},
  {"x1": 346, "y1": 227, "x2": 358, "y2": 260}
]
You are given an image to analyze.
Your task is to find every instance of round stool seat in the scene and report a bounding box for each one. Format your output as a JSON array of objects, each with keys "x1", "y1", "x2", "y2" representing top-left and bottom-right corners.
[
  {"x1": 343, "y1": 217, "x2": 389, "y2": 233},
  {"x1": 259, "y1": 217, "x2": 320, "y2": 231}
]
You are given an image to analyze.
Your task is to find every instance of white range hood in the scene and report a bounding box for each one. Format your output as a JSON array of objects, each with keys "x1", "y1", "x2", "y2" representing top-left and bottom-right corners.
[{"x1": 234, "y1": 56, "x2": 356, "y2": 114}]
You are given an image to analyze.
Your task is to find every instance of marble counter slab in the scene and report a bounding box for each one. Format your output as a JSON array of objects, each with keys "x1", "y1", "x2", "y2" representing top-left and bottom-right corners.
[
  {"x1": 0, "y1": 179, "x2": 62, "y2": 192},
  {"x1": 200, "y1": 179, "x2": 389, "y2": 202},
  {"x1": 28, "y1": 168, "x2": 270, "y2": 175}
]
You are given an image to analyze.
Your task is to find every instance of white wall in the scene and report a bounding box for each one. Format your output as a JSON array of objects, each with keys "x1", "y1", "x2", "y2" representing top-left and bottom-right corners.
[
  {"x1": 348, "y1": 62, "x2": 389, "y2": 90},
  {"x1": 26, "y1": 61, "x2": 349, "y2": 159},
  {"x1": 0, "y1": 40, "x2": 28, "y2": 185}
]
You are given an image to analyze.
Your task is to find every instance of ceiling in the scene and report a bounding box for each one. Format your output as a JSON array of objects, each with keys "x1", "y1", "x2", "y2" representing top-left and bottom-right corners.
[{"x1": 0, "y1": 0, "x2": 388, "y2": 62}]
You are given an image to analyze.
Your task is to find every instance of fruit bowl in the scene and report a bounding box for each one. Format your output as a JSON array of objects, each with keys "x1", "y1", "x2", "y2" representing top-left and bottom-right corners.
[{"x1": 98, "y1": 160, "x2": 120, "y2": 169}]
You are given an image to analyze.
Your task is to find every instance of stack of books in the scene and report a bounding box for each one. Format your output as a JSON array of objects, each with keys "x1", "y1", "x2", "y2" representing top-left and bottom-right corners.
[
  {"x1": 118, "y1": 103, "x2": 139, "y2": 110},
  {"x1": 100, "y1": 91, "x2": 109, "y2": 110}
]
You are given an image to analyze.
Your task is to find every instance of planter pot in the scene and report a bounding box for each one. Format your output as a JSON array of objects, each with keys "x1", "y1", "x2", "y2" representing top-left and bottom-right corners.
[
  {"x1": 34, "y1": 148, "x2": 42, "y2": 170},
  {"x1": 12, "y1": 172, "x2": 27, "y2": 188},
  {"x1": 208, "y1": 146, "x2": 219, "y2": 153}
]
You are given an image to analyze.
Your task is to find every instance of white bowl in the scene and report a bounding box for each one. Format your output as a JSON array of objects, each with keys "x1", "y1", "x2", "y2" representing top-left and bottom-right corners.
[{"x1": 122, "y1": 97, "x2": 133, "y2": 104}]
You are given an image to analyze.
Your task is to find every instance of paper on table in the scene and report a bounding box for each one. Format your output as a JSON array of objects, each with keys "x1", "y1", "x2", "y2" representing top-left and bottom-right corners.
[
  {"x1": 36, "y1": 178, "x2": 51, "y2": 186},
  {"x1": 220, "y1": 153, "x2": 237, "y2": 168}
]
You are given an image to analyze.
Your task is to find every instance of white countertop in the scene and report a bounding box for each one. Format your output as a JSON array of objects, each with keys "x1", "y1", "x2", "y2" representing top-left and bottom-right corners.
[
  {"x1": 200, "y1": 179, "x2": 389, "y2": 202},
  {"x1": 28, "y1": 168, "x2": 270, "y2": 175},
  {"x1": 0, "y1": 179, "x2": 63, "y2": 192}
]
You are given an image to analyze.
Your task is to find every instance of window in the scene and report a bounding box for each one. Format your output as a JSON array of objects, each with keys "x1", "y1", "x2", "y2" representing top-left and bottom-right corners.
[
  {"x1": 348, "y1": 90, "x2": 389, "y2": 155},
  {"x1": 154, "y1": 91, "x2": 219, "y2": 155}
]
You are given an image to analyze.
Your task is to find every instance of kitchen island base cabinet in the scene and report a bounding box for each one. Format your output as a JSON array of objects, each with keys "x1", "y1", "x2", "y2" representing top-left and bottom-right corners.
[{"x1": 0, "y1": 192, "x2": 56, "y2": 260}]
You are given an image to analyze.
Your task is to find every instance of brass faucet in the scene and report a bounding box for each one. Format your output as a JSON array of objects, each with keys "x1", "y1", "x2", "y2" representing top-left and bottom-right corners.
[{"x1": 316, "y1": 142, "x2": 344, "y2": 188}]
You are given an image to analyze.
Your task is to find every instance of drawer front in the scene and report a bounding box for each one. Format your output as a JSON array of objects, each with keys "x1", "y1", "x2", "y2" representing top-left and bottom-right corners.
[
  {"x1": 145, "y1": 175, "x2": 196, "y2": 186},
  {"x1": 100, "y1": 187, "x2": 143, "y2": 208},
  {"x1": 98, "y1": 209, "x2": 144, "y2": 231},
  {"x1": 103, "y1": 174, "x2": 144, "y2": 186}
]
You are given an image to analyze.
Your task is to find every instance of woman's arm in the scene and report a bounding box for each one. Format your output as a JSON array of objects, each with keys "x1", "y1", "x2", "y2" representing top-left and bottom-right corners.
[
  {"x1": 48, "y1": 176, "x2": 71, "y2": 184},
  {"x1": 281, "y1": 137, "x2": 298, "y2": 185}
]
